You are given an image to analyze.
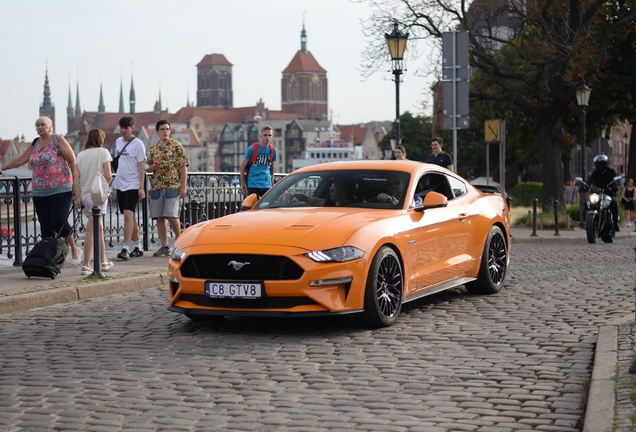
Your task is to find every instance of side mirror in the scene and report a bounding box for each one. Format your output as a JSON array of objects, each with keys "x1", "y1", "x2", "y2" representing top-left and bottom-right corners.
[
  {"x1": 422, "y1": 191, "x2": 448, "y2": 209},
  {"x1": 574, "y1": 177, "x2": 583, "y2": 183},
  {"x1": 241, "y1": 194, "x2": 259, "y2": 210}
]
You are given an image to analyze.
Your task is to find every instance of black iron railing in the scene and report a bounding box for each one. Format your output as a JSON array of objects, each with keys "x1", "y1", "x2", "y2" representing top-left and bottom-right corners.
[{"x1": 0, "y1": 172, "x2": 286, "y2": 266}]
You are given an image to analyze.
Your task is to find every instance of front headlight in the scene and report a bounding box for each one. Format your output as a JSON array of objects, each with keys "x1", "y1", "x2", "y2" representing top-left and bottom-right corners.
[
  {"x1": 589, "y1": 193, "x2": 600, "y2": 205},
  {"x1": 171, "y1": 246, "x2": 186, "y2": 261},
  {"x1": 306, "y1": 246, "x2": 364, "y2": 263}
]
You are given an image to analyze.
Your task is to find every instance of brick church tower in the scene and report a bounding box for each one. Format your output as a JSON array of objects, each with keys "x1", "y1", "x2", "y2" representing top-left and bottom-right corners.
[
  {"x1": 196, "y1": 54, "x2": 233, "y2": 108},
  {"x1": 281, "y1": 23, "x2": 328, "y2": 119},
  {"x1": 39, "y1": 67, "x2": 56, "y2": 131}
]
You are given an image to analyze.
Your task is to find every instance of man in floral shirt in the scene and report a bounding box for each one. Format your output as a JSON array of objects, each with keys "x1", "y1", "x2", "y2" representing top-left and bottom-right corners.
[{"x1": 146, "y1": 120, "x2": 189, "y2": 257}]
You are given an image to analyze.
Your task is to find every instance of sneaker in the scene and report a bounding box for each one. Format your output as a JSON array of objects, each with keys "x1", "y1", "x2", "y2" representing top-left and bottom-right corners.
[
  {"x1": 614, "y1": 224, "x2": 621, "y2": 232},
  {"x1": 153, "y1": 246, "x2": 171, "y2": 257},
  {"x1": 627, "y1": 223, "x2": 632, "y2": 227},
  {"x1": 69, "y1": 249, "x2": 83, "y2": 266},
  {"x1": 129, "y1": 247, "x2": 144, "y2": 258},
  {"x1": 101, "y1": 261, "x2": 114, "y2": 272},
  {"x1": 117, "y1": 249, "x2": 130, "y2": 260}
]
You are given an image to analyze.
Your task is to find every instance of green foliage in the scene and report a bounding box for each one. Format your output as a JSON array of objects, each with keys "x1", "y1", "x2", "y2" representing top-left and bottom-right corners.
[
  {"x1": 566, "y1": 203, "x2": 580, "y2": 222},
  {"x1": 379, "y1": 112, "x2": 454, "y2": 163},
  {"x1": 514, "y1": 182, "x2": 543, "y2": 206}
]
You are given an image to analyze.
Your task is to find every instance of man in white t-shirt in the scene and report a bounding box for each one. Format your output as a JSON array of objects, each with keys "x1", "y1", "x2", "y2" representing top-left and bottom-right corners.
[{"x1": 112, "y1": 116, "x2": 146, "y2": 260}]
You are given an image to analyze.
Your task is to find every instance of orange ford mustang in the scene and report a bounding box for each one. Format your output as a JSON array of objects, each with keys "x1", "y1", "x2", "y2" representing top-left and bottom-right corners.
[{"x1": 167, "y1": 160, "x2": 511, "y2": 328}]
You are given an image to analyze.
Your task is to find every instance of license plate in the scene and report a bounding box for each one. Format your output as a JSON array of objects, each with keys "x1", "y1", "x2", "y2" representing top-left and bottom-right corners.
[{"x1": 205, "y1": 281, "x2": 262, "y2": 299}]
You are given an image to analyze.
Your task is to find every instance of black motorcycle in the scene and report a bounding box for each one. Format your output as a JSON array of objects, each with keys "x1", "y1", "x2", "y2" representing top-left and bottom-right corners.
[{"x1": 575, "y1": 175, "x2": 623, "y2": 243}]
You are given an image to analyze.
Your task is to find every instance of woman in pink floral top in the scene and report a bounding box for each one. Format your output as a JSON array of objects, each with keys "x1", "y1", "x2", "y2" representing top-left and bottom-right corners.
[{"x1": 0, "y1": 116, "x2": 82, "y2": 265}]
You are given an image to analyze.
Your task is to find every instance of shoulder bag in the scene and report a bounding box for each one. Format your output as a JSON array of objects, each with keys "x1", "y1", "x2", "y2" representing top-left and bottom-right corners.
[
  {"x1": 111, "y1": 137, "x2": 135, "y2": 173},
  {"x1": 90, "y1": 171, "x2": 110, "y2": 205}
]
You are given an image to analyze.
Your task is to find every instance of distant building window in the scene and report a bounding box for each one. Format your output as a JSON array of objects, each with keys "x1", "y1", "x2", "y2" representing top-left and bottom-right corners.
[
  {"x1": 274, "y1": 128, "x2": 282, "y2": 137},
  {"x1": 195, "y1": 124, "x2": 199, "y2": 129}
]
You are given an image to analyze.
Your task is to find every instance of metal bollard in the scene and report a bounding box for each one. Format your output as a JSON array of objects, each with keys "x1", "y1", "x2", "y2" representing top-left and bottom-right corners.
[
  {"x1": 190, "y1": 199, "x2": 200, "y2": 227},
  {"x1": 531, "y1": 198, "x2": 538, "y2": 236},
  {"x1": 92, "y1": 206, "x2": 104, "y2": 279},
  {"x1": 553, "y1": 199, "x2": 560, "y2": 236}
]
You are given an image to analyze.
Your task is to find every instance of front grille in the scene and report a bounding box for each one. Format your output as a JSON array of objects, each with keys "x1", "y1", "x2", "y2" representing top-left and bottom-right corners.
[
  {"x1": 181, "y1": 294, "x2": 317, "y2": 309},
  {"x1": 180, "y1": 254, "x2": 304, "y2": 280}
]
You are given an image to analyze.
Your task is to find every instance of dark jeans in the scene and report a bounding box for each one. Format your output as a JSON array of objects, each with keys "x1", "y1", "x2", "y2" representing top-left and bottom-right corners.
[
  {"x1": 32, "y1": 191, "x2": 73, "y2": 238},
  {"x1": 248, "y1": 187, "x2": 270, "y2": 199}
]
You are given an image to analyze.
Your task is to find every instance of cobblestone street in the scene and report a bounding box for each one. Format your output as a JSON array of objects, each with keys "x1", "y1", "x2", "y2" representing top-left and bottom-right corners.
[{"x1": 0, "y1": 242, "x2": 634, "y2": 431}]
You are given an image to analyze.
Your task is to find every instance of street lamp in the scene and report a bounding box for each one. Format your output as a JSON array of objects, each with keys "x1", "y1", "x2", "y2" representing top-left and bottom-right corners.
[
  {"x1": 576, "y1": 81, "x2": 591, "y2": 228},
  {"x1": 385, "y1": 22, "x2": 408, "y2": 153},
  {"x1": 384, "y1": 141, "x2": 393, "y2": 160}
]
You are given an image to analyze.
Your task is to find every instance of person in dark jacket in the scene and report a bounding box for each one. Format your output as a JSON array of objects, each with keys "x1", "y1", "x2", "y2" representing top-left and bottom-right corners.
[{"x1": 587, "y1": 154, "x2": 620, "y2": 231}]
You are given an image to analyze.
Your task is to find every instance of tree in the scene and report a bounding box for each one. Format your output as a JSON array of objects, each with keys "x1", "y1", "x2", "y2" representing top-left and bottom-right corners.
[
  {"x1": 359, "y1": 0, "x2": 636, "y2": 210},
  {"x1": 378, "y1": 111, "x2": 454, "y2": 162}
]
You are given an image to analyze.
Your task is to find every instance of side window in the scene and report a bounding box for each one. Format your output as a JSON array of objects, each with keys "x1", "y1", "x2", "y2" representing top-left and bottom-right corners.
[
  {"x1": 414, "y1": 173, "x2": 453, "y2": 202},
  {"x1": 447, "y1": 175, "x2": 468, "y2": 199}
]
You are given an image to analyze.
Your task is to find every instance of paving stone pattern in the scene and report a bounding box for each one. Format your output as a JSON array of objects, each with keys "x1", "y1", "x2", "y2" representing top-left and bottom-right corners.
[{"x1": 0, "y1": 242, "x2": 634, "y2": 431}]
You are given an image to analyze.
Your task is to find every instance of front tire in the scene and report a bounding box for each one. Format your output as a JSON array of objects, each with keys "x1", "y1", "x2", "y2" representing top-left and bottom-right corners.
[
  {"x1": 586, "y1": 213, "x2": 598, "y2": 244},
  {"x1": 466, "y1": 226, "x2": 507, "y2": 294},
  {"x1": 357, "y1": 246, "x2": 403, "y2": 328}
]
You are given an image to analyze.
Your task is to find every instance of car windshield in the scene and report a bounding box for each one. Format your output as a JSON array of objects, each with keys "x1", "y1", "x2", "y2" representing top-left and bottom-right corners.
[{"x1": 255, "y1": 170, "x2": 411, "y2": 209}]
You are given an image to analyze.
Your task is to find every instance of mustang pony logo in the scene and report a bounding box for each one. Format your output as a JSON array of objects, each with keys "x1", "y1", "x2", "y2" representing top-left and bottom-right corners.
[{"x1": 228, "y1": 260, "x2": 250, "y2": 271}]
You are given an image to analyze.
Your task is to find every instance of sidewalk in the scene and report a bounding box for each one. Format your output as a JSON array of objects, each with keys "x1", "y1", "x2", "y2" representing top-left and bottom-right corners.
[
  {"x1": 0, "y1": 249, "x2": 168, "y2": 315},
  {"x1": 0, "y1": 226, "x2": 635, "y2": 430}
]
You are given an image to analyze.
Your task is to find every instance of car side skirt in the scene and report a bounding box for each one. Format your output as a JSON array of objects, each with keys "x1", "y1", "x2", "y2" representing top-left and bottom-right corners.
[
  {"x1": 404, "y1": 277, "x2": 477, "y2": 303},
  {"x1": 168, "y1": 306, "x2": 363, "y2": 318}
]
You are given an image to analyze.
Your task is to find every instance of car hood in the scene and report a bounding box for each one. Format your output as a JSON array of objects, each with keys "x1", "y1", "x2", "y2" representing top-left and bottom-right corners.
[{"x1": 189, "y1": 208, "x2": 388, "y2": 250}]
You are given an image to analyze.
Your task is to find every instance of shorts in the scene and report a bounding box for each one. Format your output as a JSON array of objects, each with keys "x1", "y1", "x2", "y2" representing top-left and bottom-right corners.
[
  {"x1": 80, "y1": 195, "x2": 108, "y2": 216},
  {"x1": 149, "y1": 188, "x2": 181, "y2": 219},
  {"x1": 117, "y1": 189, "x2": 140, "y2": 213}
]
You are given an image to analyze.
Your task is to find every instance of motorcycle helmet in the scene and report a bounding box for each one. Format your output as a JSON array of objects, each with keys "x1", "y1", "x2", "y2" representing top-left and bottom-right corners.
[{"x1": 593, "y1": 154, "x2": 609, "y2": 170}]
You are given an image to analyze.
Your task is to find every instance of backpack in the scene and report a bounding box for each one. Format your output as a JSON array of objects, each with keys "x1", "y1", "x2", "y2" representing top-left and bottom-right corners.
[{"x1": 244, "y1": 142, "x2": 275, "y2": 179}]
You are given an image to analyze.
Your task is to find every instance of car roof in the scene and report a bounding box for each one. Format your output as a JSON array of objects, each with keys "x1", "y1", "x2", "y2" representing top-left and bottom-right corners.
[{"x1": 293, "y1": 160, "x2": 430, "y2": 175}]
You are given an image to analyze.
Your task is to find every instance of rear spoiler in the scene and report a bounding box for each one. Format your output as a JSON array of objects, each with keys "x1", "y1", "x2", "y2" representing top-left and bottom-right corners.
[{"x1": 472, "y1": 184, "x2": 501, "y2": 194}]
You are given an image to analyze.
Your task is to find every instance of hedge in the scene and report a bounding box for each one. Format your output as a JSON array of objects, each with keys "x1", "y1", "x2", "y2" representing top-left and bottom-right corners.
[{"x1": 514, "y1": 182, "x2": 543, "y2": 206}]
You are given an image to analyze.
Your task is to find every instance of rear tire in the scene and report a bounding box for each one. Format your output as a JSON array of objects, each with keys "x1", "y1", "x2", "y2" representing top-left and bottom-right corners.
[
  {"x1": 586, "y1": 213, "x2": 598, "y2": 244},
  {"x1": 357, "y1": 247, "x2": 403, "y2": 328},
  {"x1": 466, "y1": 226, "x2": 507, "y2": 295}
]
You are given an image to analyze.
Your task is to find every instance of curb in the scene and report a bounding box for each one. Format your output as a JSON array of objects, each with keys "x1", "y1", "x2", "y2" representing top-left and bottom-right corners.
[
  {"x1": 0, "y1": 273, "x2": 166, "y2": 314},
  {"x1": 512, "y1": 231, "x2": 636, "y2": 244},
  {"x1": 583, "y1": 325, "x2": 618, "y2": 432}
]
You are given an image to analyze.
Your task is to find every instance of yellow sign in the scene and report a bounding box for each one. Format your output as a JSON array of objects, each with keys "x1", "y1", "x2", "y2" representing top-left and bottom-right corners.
[{"x1": 485, "y1": 119, "x2": 501, "y2": 143}]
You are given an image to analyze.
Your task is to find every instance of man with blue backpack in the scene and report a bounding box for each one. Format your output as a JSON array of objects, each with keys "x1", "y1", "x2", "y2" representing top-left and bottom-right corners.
[{"x1": 239, "y1": 125, "x2": 277, "y2": 199}]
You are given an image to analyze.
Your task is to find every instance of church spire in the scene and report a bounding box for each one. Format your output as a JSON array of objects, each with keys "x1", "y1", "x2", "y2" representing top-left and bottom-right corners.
[
  {"x1": 39, "y1": 63, "x2": 56, "y2": 131},
  {"x1": 119, "y1": 77, "x2": 124, "y2": 113},
  {"x1": 67, "y1": 79, "x2": 73, "y2": 116},
  {"x1": 129, "y1": 73, "x2": 136, "y2": 114},
  {"x1": 41, "y1": 66, "x2": 53, "y2": 111},
  {"x1": 75, "y1": 79, "x2": 81, "y2": 117},
  {"x1": 98, "y1": 82, "x2": 105, "y2": 113},
  {"x1": 301, "y1": 18, "x2": 307, "y2": 54}
]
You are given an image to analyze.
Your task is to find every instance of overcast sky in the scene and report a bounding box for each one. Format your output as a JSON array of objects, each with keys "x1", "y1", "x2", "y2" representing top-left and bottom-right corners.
[{"x1": 1, "y1": 0, "x2": 436, "y2": 141}]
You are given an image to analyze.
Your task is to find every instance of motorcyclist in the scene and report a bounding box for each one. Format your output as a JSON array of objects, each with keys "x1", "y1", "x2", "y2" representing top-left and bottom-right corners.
[{"x1": 587, "y1": 154, "x2": 620, "y2": 232}]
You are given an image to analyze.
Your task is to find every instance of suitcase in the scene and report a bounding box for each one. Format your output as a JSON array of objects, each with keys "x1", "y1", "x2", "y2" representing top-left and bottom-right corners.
[
  {"x1": 22, "y1": 237, "x2": 70, "y2": 279},
  {"x1": 22, "y1": 206, "x2": 74, "y2": 279}
]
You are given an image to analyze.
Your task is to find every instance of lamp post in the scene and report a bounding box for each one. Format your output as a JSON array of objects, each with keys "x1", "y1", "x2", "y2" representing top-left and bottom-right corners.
[
  {"x1": 576, "y1": 81, "x2": 591, "y2": 228},
  {"x1": 625, "y1": 132, "x2": 629, "y2": 177},
  {"x1": 385, "y1": 22, "x2": 408, "y2": 152}
]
